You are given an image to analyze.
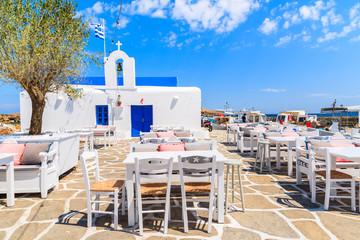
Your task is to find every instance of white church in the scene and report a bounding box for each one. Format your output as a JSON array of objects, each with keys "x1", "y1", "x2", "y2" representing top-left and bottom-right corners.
[{"x1": 20, "y1": 42, "x2": 201, "y2": 138}]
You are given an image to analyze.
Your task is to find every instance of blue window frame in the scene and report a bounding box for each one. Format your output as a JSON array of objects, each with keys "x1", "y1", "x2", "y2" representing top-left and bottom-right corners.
[{"x1": 96, "y1": 105, "x2": 109, "y2": 125}]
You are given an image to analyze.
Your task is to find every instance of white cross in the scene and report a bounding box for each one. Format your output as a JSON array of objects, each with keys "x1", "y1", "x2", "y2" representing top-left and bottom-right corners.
[{"x1": 116, "y1": 41, "x2": 122, "y2": 51}]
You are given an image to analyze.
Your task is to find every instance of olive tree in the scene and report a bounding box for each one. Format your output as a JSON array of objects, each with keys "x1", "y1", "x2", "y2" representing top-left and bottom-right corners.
[{"x1": 0, "y1": 0, "x2": 91, "y2": 135}]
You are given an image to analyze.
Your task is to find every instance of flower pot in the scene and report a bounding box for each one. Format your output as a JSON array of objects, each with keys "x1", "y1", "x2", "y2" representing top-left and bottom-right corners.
[{"x1": 117, "y1": 103, "x2": 122, "y2": 107}]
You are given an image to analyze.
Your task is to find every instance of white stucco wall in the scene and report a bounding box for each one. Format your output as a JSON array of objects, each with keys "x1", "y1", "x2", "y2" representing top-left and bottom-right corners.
[
  {"x1": 20, "y1": 86, "x2": 201, "y2": 137},
  {"x1": 20, "y1": 44, "x2": 201, "y2": 137}
]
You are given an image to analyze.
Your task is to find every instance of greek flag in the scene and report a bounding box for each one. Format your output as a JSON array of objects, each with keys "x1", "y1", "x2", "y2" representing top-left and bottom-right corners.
[{"x1": 94, "y1": 24, "x2": 105, "y2": 40}]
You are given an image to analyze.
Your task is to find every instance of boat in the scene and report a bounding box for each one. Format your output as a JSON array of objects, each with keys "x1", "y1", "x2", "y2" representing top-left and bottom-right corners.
[{"x1": 276, "y1": 110, "x2": 317, "y2": 125}]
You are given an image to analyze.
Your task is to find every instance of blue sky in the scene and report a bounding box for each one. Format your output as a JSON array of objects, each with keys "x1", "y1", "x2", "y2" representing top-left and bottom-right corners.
[{"x1": 1, "y1": 0, "x2": 360, "y2": 114}]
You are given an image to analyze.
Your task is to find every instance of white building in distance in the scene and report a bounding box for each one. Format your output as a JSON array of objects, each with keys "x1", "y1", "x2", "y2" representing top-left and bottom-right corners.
[{"x1": 20, "y1": 41, "x2": 201, "y2": 138}]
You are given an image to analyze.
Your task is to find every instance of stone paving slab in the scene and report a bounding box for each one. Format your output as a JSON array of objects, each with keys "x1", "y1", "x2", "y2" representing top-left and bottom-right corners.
[{"x1": 1, "y1": 130, "x2": 360, "y2": 239}]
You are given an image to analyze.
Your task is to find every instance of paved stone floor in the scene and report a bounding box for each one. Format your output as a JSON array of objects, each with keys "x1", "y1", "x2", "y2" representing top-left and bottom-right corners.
[{"x1": 1, "y1": 130, "x2": 360, "y2": 239}]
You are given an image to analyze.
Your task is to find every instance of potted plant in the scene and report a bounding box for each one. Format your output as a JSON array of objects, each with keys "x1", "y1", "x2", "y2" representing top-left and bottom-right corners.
[{"x1": 116, "y1": 95, "x2": 122, "y2": 106}]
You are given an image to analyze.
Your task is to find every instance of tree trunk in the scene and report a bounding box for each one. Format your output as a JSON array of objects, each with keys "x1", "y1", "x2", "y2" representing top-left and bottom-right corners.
[{"x1": 29, "y1": 98, "x2": 46, "y2": 135}]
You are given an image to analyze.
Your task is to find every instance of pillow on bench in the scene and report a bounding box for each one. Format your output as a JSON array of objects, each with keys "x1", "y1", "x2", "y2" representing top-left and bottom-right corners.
[
  {"x1": 185, "y1": 142, "x2": 212, "y2": 151},
  {"x1": 159, "y1": 143, "x2": 185, "y2": 151},
  {"x1": 141, "y1": 132, "x2": 157, "y2": 139},
  {"x1": 0, "y1": 143, "x2": 26, "y2": 165},
  {"x1": 21, "y1": 143, "x2": 52, "y2": 165},
  {"x1": 133, "y1": 144, "x2": 159, "y2": 152},
  {"x1": 156, "y1": 131, "x2": 174, "y2": 138},
  {"x1": 174, "y1": 131, "x2": 191, "y2": 137}
]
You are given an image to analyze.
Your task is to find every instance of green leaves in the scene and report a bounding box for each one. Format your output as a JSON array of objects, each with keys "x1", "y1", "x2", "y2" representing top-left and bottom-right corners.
[{"x1": 0, "y1": 0, "x2": 91, "y2": 96}]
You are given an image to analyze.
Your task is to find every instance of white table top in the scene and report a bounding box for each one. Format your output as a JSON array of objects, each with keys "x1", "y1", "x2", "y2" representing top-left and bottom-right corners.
[
  {"x1": 328, "y1": 147, "x2": 360, "y2": 161},
  {"x1": 124, "y1": 150, "x2": 227, "y2": 164},
  {"x1": 267, "y1": 136, "x2": 305, "y2": 142},
  {"x1": 92, "y1": 129, "x2": 110, "y2": 133}
]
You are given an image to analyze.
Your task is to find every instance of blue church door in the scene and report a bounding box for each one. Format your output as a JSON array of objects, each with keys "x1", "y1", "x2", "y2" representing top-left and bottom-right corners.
[{"x1": 131, "y1": 105, "x2": 153, "y2": 137}]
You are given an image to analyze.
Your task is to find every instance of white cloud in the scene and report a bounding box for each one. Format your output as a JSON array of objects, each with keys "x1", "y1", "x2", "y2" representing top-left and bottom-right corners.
[
  {"x1": 299, "y1": 0, "x2": 334, "y2": 21},
  {"x1": 321, "y1": 9, "x2": 342, "y2": 26},
  {"x1": 111, "y1": 18, "x2": 130, "y2": 29},
  {"x1": 350, "y1": 35, "x2": 360, "y2": 42},
  {"x1": 260, "y1": 88, "x2": 287, "y2": 92},
  {"x1": 172, "y1": 0, "x2": 260, "y2": 33},
  {"x1": 259, "y1": 18, "x2": 279, "y2": 35},
  {"x1": 303, "y1": 35, "x2": 311, "y2": 42},
  {"x1": 307, "y1": 93, "x2": 330, "y2": 97},
  {"x1": 275, "y1": 35, "x2": 292, "y2": 47},
  {"x1": 76, "y1": 1, "x2": 115, "y2": 20},
  {"x1": 163, "y1": 31, "x2": 178, "y2": 47},
  {"x1": 124, "y1": 0, "x2": 171, "y2": 18}
]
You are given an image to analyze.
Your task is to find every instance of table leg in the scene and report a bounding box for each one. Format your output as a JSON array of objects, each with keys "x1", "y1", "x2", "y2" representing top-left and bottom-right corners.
[
  {"x1": 103, "y1": 133, "x2": 106, "y2": 149},
  {"x1": 84, "y1": 136, "x2": 89, "y2": 151},
  {"x1": 276, "y1": 142, "x2": 281, "y2": 169},
  {"x1": 6, "y1": 159, "x2": 15, "y2": 207},
  {"x1": 108, "y1": 131, "x2": 111, "y2": 147},
  {"x1": 288, "y1": 143, "x2": 293, "y2": 176},
  {"x1": 126, "y1": 166, "x2": 135, "y2": 226},
  {"x1": 90, "y1": 135, "x2": 94, "y2": 151},
  {"x1": 217, "y1": 163, "x2": 224, "y2": 223},
  {"x1": 250, "y1": 134, "x2": 254, "y2": 156}
]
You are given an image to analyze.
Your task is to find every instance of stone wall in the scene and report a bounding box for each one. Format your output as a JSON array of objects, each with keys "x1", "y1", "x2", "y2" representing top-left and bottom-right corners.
[
  {"x1": 267, "y1": 116, "x2": 359, "y2": 128},
  {"x1": 0, "y1": 113, "x2": 20, "y2": 124}
]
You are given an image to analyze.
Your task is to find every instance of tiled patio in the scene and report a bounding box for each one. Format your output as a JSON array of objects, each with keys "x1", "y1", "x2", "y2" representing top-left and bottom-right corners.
[{"x1": 1, "y1": 130, "x2": 360, "y2": 239}]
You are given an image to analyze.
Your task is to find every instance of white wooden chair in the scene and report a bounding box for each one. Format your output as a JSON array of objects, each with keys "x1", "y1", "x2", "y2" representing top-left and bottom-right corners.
[
  {"x1": 226, "y1": 124, "x2": 238, "y2": 145},
  {"x1": 135, "y1": 157, "x2": 173, "y2": 236},
  {"x1": 309, "y1": 146, "x2": 356, "y2": 211},
  {"x1": 108, "y1": 126, "x2": 118, "y2": 146},
  {"x1": 178, "y1": 155, "x2": 217, "y2": 234},
  {"x1": 295, "y1": 137, "x2": 358, "y2": 187},
  {"x1": 237, "y1": 130, "x2": 257, "y2": 153},
  {"x1": 80, "y1": 151, "x2": 125, "y2": 230},
  {"x1": 0, "y1": 142, "x2": 59, "y2": 198}
]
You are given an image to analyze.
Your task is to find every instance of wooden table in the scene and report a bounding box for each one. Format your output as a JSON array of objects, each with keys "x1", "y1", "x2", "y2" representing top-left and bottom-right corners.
[
  {"x1": 267, "y1": 136, "x2": 305, "y2": 176},
  {"x1": 0, "y1": 153, "x2": 16, "y2": 207},
  {"x1": 123, "y1": 150, "x2": 227, "y2": 226}
]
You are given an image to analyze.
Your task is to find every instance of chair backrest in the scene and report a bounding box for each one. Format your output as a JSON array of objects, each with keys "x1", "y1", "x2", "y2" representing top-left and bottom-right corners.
[
  {"x1": 178, "y1": 155, "x2": 216, "y2": 183},
  {"x1": 80, "y1": 151, "x2": 100, "y2": 195},
  {"x1": 108, "y1": 126, "x2": 116, "y2": 132},
  {"x1": 135, "y1": 157, "x2": 173, "y2": 184}
]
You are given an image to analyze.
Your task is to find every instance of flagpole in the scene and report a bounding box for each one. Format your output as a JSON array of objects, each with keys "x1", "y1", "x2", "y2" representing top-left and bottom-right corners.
[{"x1": 103, "y1": 19, "x2": 106, "y2": 60}]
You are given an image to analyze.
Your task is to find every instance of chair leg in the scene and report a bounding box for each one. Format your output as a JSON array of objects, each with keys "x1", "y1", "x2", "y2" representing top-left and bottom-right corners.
[
  {"x1": 87, "y1": 197, "x2": 92, "y2": 228},
  {"x1": 260, "y1": 145, "x2": 264, "y2": 173},
  {"x1": 163, "y1": 192, "x2": 171, "y2": 234},
  {"x1": 137, "y1": 194, "x2": 143, "y2": 235},
  {"x1": 351, "y1": 178, "x2": 356, "y2": 212},
  {"x1": 225, "y1": 164, "x2": 230, "y2": 215},
  {"x1": 296, "y1": 163, "x2": 302, "y2": 185},
  {"x1": 324, "y1": 180, "x2": 330, "y2": 210},
  {"x1": 266, "y1": 145, "x2": 271, "y2": 171},
  {"x1": 231, "y1": 165, "x2": 235, "y2": 202},
  {"x1": 121, "y1": 187, "x2": 125, "y2": 216},
  {"x1": 114, "y1": 189, "x2": 119, "y2": 230},
  {"x1": 181, "y1": 188, "x2": 188, "y2": 233},
  {"x1": 311, "y1": 174, "x2": 316, "y2": 203},
  {"x1": 237, "y1": 165, "x2": 245, "y2": 212},
  {"x1": 207, "y1": 193, "x2": 214, "y2": 234}
]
